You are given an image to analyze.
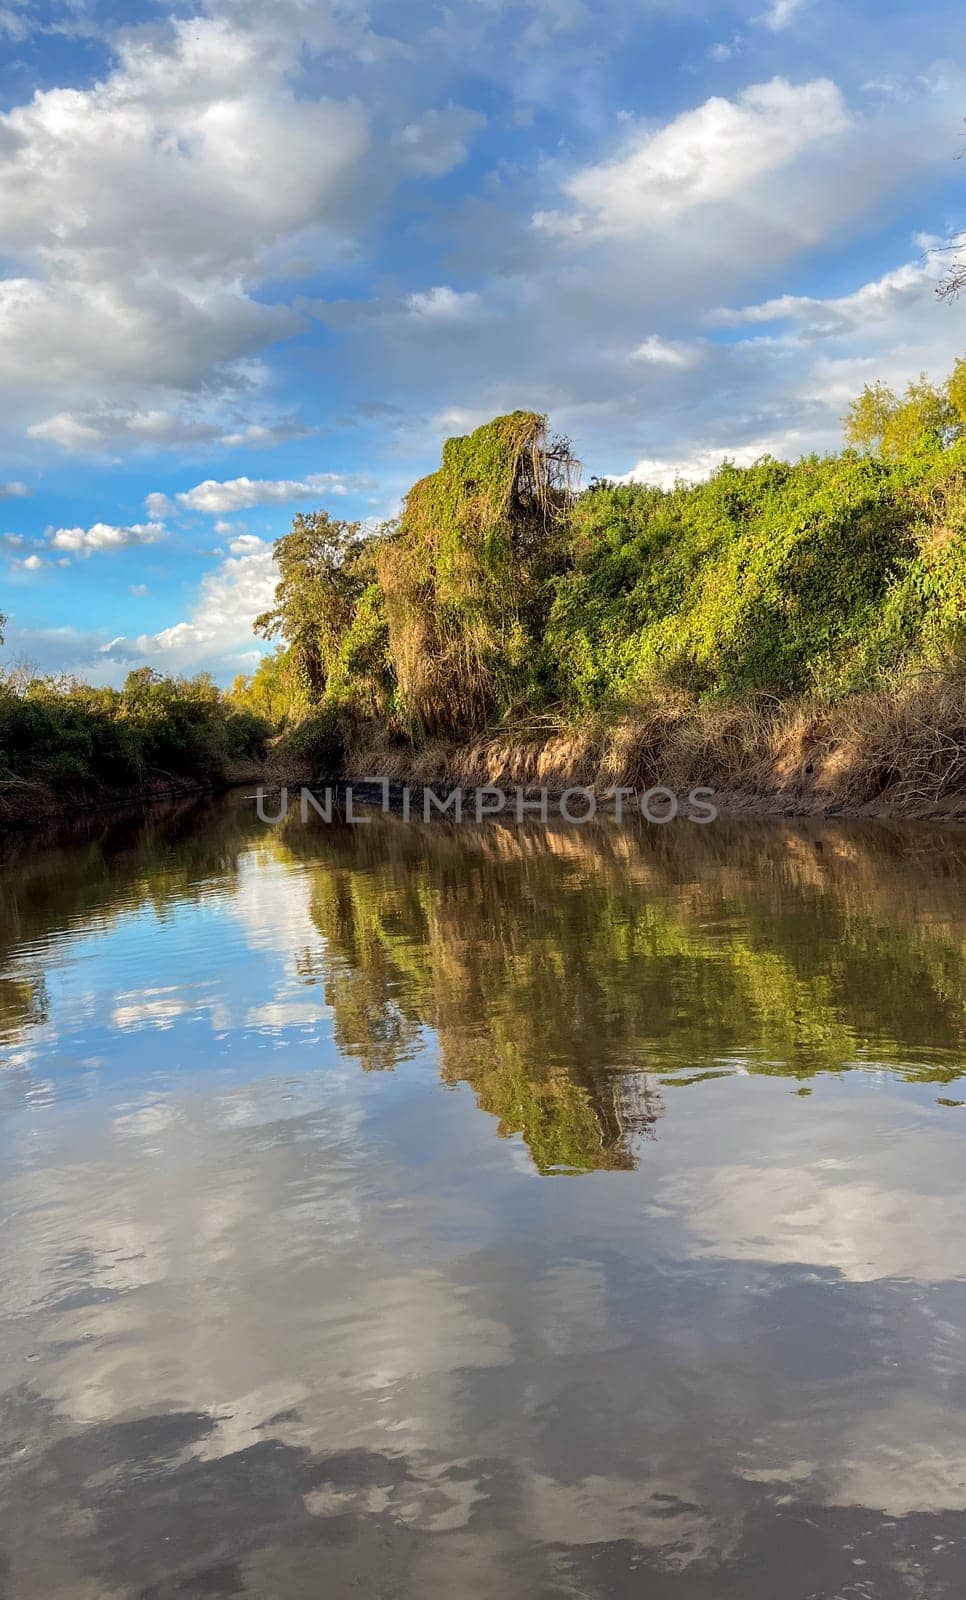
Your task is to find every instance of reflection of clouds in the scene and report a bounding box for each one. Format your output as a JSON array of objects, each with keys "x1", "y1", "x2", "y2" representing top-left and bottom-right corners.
[
  {"x1": 828, "y1": 1400, "x2": 966, "y2": 1515},
  {"x1": 230, "y1": 848, "x2": 334, "y2": 1036},
  {"x1": 3, "y1": 1062, "x2": 966, "y2": 1592},
  {"x1": 231, "y1": 848, "x2": 322, "y2": 959},
  {"x1": 111, "y1": 981, "x2": 233, "y2": 1034},
  {"x1": 663, "y1": 1157, "x2": 966, "y2": 1283},
  {"x1": 528, "y1": 1471, "x2": 728, "y2": 1566},
  {"x1": 741, "y1": 1398, "x2": 966, "y2": 1518},
  {"x1": 113, "y1": 1101, "x2": 176, "y2": 1140},
  {"x1": 246, "y1": 999, "x2": 328, "y2": 1029},
  {"x1": 111, "y1": 986, "x2": 186, "y2": 1029},
  {"x1": 5, "y1": 817, "x2": 966, "y2": 1593},
  {"x1": 531, "y1": 1261, "x2": 612, "y2": 1358}
]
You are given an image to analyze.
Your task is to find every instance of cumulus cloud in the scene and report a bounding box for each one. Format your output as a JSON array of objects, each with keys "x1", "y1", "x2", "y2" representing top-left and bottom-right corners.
[
  {"x1": 406, "y1": 286, "x2": 482, "y2": 320},
  {"x1": 100, "y1": 535, "x2": 277, "y2": 675},
  {"x1": 48, "y1": 521, "x2": 166, "y2": 556},
  {"x1": 0, "y1": 11, "x2": 370, "y2": 442},
  {"x1": 0, "y1": 481, "x2": 30, "y2": 499},
  {"x1": 710, "y1": 254, "x2": 948, "y2": 337},
  {"x1": 392, "y1": 106, "x2": 486, "y2": 177},
  {"x1": 548, "y1": 77, "x2": 850, "y2": 235},
  {"x1": 616, "y1": 434, "x2": 811, "y2": 489},
  {"x1": 173, "y1": 472, "x2": 364, "y2": 513},
  {"x1": 0, "y1": 6, "x2": 499, "y2": 456},
  {"x1": 218, "y1": 419, "x2": 310, "y2": 449},
  {"x1": 631, "y1": 334, "x2": 704, "y2": 368},
  {"x1": 27, "y1": 407, "x2": 226, "y2": 453}
]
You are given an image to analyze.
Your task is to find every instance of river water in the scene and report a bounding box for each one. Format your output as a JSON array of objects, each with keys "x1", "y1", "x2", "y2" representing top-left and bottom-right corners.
[{"x1": 1, "y1": 793, "x2": 966, "y2": 1597}]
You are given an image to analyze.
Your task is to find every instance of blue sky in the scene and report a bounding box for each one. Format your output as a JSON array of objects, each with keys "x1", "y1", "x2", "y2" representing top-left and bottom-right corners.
[{"x1": 0, "y1": 0, "x2": 964, "y2": 683}]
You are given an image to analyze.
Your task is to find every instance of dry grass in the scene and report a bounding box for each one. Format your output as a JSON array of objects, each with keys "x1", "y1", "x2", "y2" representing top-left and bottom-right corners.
[{"x1": 341, "y1": 664, "x2": 966, "y2": 818}]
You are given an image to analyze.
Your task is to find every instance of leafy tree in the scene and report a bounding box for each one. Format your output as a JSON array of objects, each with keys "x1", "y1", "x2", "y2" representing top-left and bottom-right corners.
[
  {"x1": 231, "y1": 647, "x2": 309, "y2": 722},
  {"x1": 254, "y1": 511, "x2": 367, "y2": 699},
  {"x1": 947, "y1": 354, "x2": 966, "y2": 426},
  {"x1": 845, "y1": 373, "x2": 956, "y2": 459}
]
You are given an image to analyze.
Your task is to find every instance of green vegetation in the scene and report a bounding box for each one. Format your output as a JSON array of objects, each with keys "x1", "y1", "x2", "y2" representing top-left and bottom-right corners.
[
  {"x1": 376, "y1": 411, "x2": 575, "y2": 734},
  {"x1": 238, "y1": 358, "x2": 966, "y2": 774},
  {"x1": 0, "y1": 666, "x2": 268, "y2": 797},
  {"x1": 5, "y1": 356, "x2": 966, "y2": 810}
]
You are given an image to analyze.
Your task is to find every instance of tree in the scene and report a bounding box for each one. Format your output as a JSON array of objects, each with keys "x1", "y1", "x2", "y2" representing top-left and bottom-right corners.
[
  {"x1": 254, "y1": 511, "x2": 366, "y2": 700},
  {"x1": 845, "y1": 371, "x2": 958, "y2": 459}
]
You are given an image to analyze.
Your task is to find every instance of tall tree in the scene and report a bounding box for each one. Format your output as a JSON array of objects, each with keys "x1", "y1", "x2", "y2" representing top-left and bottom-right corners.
[{"x1": 254, "y1": 511, "x2": 365, "y2": 700}]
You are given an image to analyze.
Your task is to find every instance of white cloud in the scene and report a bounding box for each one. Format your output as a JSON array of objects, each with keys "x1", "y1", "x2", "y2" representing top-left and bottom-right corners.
[
  {"x1": 0, "y1": 5, "x2": 29, "y2": 42},
  {"x1": 112, "y1": 988, "x2": 186, "y2": 1031},
  {"x1": 710, "y1": 254, "x2": 947, "y2": 337},
  {"x1": 631, "y1": 334, "x2": 704, "y2": 368},
  {"x1": 392, "y1": 106, "x2": 486, "y2": 177},
  {"x1": 174, "y1": 472, "x2": 362, "y2": 513},
  {"x1": 0, "y1": 481, "x2": 30, "y2": 499},
  {"x1": 101, "y1": 536, "x2": 277, "y2": 674},
  {"x1": 26, "y1": 406, "x2": 230, "y2": 453},
  {"x1": 19, "y1": 553, "x2": 45, "y2": 571},
  {"x1": 617, "y1": 434, "x2": 810, "y2": 489},
  {"x1": 26, "y1": 414, "x2": 103, "y2": 451},
  {"x1": 0, "y1": 12, "x2": 370, "y2": 443},
  {"x1": 406, "y1": 286, "x2": 482, "y2": 320},
  {"x1": 552, "y1": 77, "x2": 850, "y2": 235},
  {"x1": 218, "y1": 419, "x2": 309, "y2": 449},
  {"x1": 48, "y1": 521, "x2": 166, "y2": 556},
  {"x1": 757, "y1": 0, "x2": 807, "y2": 29}
]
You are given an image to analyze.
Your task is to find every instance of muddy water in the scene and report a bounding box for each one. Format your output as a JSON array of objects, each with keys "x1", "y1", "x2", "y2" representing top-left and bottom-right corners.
[{"x1": 1, "y1": 794, "x2": 966, "y2": 1597}]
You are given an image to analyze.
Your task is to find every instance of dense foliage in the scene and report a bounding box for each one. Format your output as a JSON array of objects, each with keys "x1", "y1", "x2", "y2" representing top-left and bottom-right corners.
[
  {"x1": 240, "y1": 357, "x2": 966, "y2": 752},
  {"x1": 546, "y1": 443, "x2": 966, "y2": 710},
  {"x1": 0, "y1": 667, "x2": 268, "y2": 791},
  {"x1": 5, "y1": 356, "x2": 966, "y2": 795}
]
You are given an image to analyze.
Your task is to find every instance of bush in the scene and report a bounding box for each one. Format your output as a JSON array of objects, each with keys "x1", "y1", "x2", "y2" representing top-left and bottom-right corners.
[
  {"x1": 543, "y1": 443, "x2": 966, "y2": 712},
  {"x1": 0, "y1": 669, "x2": 270, "y2": 792}
]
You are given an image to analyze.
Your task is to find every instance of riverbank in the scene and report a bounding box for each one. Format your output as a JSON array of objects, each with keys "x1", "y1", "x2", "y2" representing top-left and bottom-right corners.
[
  {"x1": 338, "y1": 668, "x2": 966, "y2": 822},
  {"x1": 0, "y1": 748, "x2": 312, "y2": 832},
  {"x1": 7, "y1": 675, "x2": 966, "y2": 830}
]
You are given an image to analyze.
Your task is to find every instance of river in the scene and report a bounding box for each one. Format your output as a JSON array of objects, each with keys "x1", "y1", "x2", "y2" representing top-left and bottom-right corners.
[{"x1": 1, "y1": 793, "x2": 965, "y2": 1596}]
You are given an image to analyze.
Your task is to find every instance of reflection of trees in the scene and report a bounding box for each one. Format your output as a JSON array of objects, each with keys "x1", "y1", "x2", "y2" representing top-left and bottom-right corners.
[
  {"x1": 5, "y1": 795, "x2": 966, "y2": 1174},
  {"x1": 284, "y1": 819, "x2": 663, "y2": 1171},
  {"x1": 0, "y1": 796, "x2": 257, "y2": 1047},
  {"x1": 282, "y1": 811, "x2": 966, "y2": 1171}
]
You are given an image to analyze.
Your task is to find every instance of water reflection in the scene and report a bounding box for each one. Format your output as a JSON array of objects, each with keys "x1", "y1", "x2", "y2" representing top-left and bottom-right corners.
[
  {"x1": 287, "y1": 806, "x2": 966, "y2": 1171},
  {"x1": 0, "y1": 798, "x2": 965, "y2": 1595}
]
